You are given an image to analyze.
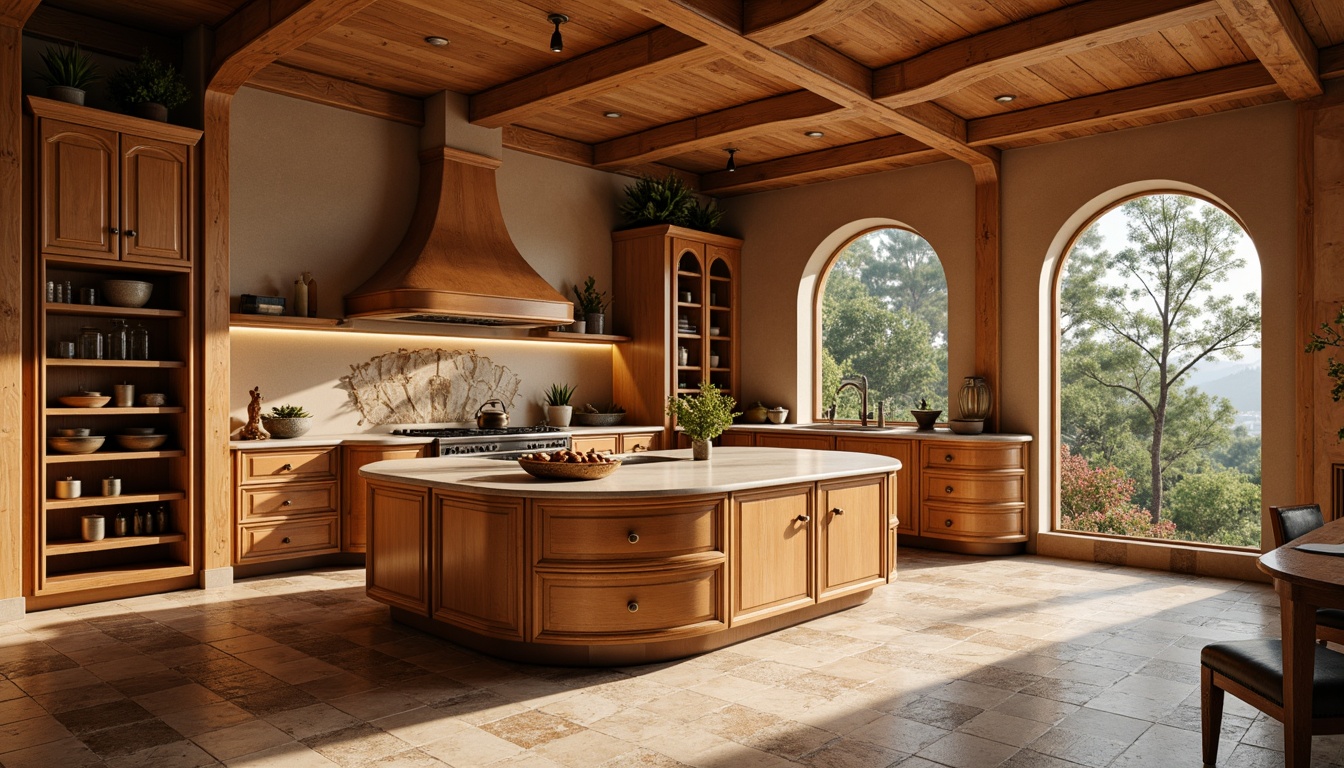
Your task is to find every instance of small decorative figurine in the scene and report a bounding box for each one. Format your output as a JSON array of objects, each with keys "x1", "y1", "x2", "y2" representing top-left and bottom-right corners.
[{"x1": 239, "y1": 386, "x2": 270, "y2": 440}]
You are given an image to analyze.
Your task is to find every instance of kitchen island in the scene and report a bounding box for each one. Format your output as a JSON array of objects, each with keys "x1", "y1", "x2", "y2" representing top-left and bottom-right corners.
[{"x1": 360, "y1": 447, "x2": 901, "y2": 665}]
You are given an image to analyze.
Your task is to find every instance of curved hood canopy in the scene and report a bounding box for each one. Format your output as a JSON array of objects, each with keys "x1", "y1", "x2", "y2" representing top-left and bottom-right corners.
[{"x1": 344, "y1": 147, "x2": 574, "y2": 328}]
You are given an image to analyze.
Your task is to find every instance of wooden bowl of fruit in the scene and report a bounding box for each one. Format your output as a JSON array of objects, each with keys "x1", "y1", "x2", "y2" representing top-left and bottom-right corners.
[{"x1": 517, "y1": 449, "x2": 621, "y2": 480}]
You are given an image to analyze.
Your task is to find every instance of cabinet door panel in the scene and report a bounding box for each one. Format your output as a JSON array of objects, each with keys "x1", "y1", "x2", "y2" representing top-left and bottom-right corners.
[
  {"x1": 835, "y1": 437, "x2": 914, "y2": 537},
  {"x1": 367, "y1": 482, "x2": 430, "y2": 615},
  {"x1": 433, "y1": 493, "x2": 524, "y2": 640},
  {"x1": 39, "y1": 119, "x2": 118, "y2": 259},
  {"x1": 122, "y1": 136, "x2": 190, "y2": 263},
  {"x1": 343, "y1": 445, "x2": 426, "y2": 553},
  {"x1": 731, "y1": 484, "x2": 813, "y2": 624},
  {"x1": 818, "y1": 477, "x2": 886, "y2": 600}
]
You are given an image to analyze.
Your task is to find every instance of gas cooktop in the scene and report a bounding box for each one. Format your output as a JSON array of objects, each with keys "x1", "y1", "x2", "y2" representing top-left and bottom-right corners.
[{"x1": 391, "y1": 426, "x2": 564, "y2": 438}]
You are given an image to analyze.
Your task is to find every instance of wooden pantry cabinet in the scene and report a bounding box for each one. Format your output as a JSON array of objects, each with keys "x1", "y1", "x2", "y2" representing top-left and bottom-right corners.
[
  {"x1": 612, "y1": 225, "x2": 741, "y2": 446},
  {"x1": 26, "y1": 98, "x2": 201, "y2": 610}
]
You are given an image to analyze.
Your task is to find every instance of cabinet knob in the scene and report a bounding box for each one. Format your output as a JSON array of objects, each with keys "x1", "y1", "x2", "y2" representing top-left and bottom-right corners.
[
  {"x1": 945, "y1": 485, "x2": 954, "y2": 494},
  {"x1": 832, "y1": 507, "x2": 844, "y2": 516},
  {"x1": 631, "y1": 444, "x2": 648, "y2": 452},
  {"x1": 124, "y1": 229, "x2": 137, "y2": 238},
  {"x1": 944, "y1": 519, "x2": 953, "y2": 528},
  {"x1": 627, "y1": 532, "x2": 639, "y2": 544},
  {"x1": 796, "y1": 514, "x2": 810, "y2": 523},
  {"x1": 280, "y1": 463, "x2": 292, "y2": 471},
  {"x1": 282, "y1": 536, "x2": 292, "y2": 543},
  {"x1": 627, "y1": 601, "x2": 639, "y2": 613},
  {"x1": 282, "y1": 499, "x2": 292, "y2": 506},
  {"x1": 944, "y1": 454, "x2": 954, "y2": 462},
  {"x1": 109, "y1": 226, "x2": 120, "y2": 234}
]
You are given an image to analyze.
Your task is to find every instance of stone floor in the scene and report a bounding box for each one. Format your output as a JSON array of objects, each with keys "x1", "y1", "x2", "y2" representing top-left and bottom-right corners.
[{"x1": 0, "y1": 549, "x2": 1339, "y2": 768}]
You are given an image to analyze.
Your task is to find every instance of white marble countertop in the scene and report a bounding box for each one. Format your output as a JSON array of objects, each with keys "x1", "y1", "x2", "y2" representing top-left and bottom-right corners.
[
  {"x1": 360, "y1": 446, "x2": 901, "y2": 498},
  {"x1": 726, "y1": 423, "x2": 1033, "y2": 442}
]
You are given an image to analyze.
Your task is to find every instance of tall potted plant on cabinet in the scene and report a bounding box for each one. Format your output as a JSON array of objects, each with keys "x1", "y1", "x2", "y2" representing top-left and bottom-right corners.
[{"x1": 36, "y1": 44, "x2": 99, "y2": 106}]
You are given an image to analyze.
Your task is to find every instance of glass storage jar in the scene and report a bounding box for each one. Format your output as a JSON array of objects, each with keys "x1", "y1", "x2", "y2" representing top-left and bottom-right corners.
[
  {"x1": 131, "y1": 324, "x2": 149, "y2": 360},
  {"x1": 106, "y1": 319, "x2": 130, "y2": 361},
  {"x1": 78, "y1": 326, "x2": 103, "y2": 360}
]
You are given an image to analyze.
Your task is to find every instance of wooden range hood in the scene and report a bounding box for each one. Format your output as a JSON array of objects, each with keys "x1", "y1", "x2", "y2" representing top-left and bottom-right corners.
[{"x1": 343, "y1": 147, "x2": 574, "y2": 328}]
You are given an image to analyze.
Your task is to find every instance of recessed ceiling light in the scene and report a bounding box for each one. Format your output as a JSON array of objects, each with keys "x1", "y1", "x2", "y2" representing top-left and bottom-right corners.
[
  {"x1": 994, "y1": 94, "x2": 1016, "y2": 103},
  {"x1": 804, "y1": 131, "x2": 824, "y2": 138},
  {"x1": 424, "y1": 36, "x2": 449, "y2": 47},
  {"x1": 603, "y1": 111, "x2": 622, "y2": 119}
]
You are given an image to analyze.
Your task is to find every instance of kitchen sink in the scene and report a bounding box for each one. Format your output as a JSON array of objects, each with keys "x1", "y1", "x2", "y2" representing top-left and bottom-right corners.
[
  {"x1": 617, "y1": 454, "x2": 682, "y2": 465},
  {"x1": 793, "y1": 424, "x2": 899, "y2": 432}
]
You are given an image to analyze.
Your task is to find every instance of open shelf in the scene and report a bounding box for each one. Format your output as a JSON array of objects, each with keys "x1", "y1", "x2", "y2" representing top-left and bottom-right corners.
[
  {"x1": 229, "y1": 314, "x2": 631, "y2": 343},
  {"x1": 527, "y1": 330, "x2": 631, "y2": 343},
  {"x1": 46, "y1": 450, "x2": 185, "y2": 464},
  {"x1": 46, "y1": 358, "x2": 185, "y2": 369},
  {"x1": 45, "y1": 490, "x2": 185, "y2": 510},
  {"x1": 228, "y1": 313, "x2": 341, "y2": 329},
  {"x1": 42, "y1": 561, "x2": 194, "y2": 592},
  {"x1": 46, "y1": 303, "x2": 185, "y2": 319},
  {"x1": 45, "y1": 406, "x2": 184, "y2": 416},
  {"x1": 46, "y1": 533, "x2": 186, "y2": 556}
]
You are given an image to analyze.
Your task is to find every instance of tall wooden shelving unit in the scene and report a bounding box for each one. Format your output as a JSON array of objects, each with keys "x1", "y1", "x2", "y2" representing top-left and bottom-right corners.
[
  {"x1": 612, "y1": 225, "x2": 742, "y2": 444},
  {"x1": 26, "y1": 97, "x2": 201, "y2": 609}
]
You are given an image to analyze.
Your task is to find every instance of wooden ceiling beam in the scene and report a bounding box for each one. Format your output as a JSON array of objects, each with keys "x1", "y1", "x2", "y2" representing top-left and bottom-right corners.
[
  {"x1": 611, "y1": 0, "x2": 995, "y2": 168},
  {"x1": 0, "y1": 0, "x2": 38, "y2": 28},
  {"x1": 875, "y1": 0, "x2": 1222, "y2": 107},
  {"x1": 1323, "y1": 43, "x2": 1344, "y2": 80},
  {"x1": 744, "y1": 0, "x2": 878, "y2": 47},
  {"x1": 470, "y1": 27, "x2": 716, "y2": 129},
  {"x1": 700, "y1": 134, "x2": 942, "y2": 195},
  {"x1": 1216, "y1": 0, "x2": 1321, "y2": 99},
  {"x1": 501, "y1": 125, "x2": 700, "y2": 189},
  {"x1": 593, "y1": 91, "x2": 842, "y2": 168},
  {"x1": 22, "y1": 5, "x2": 176, "y2": 62},
  {"x1": 967, "y1": 62, "x2": 1281, "y2": 145},
  {"x1": 211, "y1": 0, "x2": 380, "y2": 94},
  {"x1": 247, "y1": 63, "x2": 425, "y2": 125}
]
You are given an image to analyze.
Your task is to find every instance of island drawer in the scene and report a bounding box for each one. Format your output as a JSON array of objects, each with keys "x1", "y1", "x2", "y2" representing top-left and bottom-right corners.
[
  {"x1": 238, "y1": 482, "x2": 338, "y2": 521},
  {"x1": 921, "y1": 471, "x2": 1023, "y2": 503},
  {"x1": 237, "y1": 516, "x2": 340, "y2": 562},
  {"x1": 534, "y1": 498, "x2": 723, "y2": 562},
  {"x1": 533, "y1": 563, "x2": 724, "y2": 639},
  {"x1": 921, "y1": 504, "x2": 1024, "y2": 538},
  {"x1": 922, "y1": 443, "x2": 1024, "y2": 470},
  {"x1": 237, "y1": 447, "x2": 338, "y2": 484}
]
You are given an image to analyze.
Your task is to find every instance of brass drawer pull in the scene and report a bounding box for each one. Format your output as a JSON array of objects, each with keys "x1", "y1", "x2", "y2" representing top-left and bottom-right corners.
[
  {"x1": 945, "y1": 485, "x2": 954, "y2": 494},
  {"x1": 832, "y1": 507, "x2": 844, "y2": 516},
  {"x1": 280, "y1": 463, "x2": 292, "y2": 471},
  {"x1": 796, "y1": 514, "x2": 810, "y2": 523},
  {"x1": 944, "y1": 519, "x2": 953, "y2": 528},
  {"x1": 627, "y1": 601, "x2": 639, "y2": 613},
  {"x1": 282, "y1": 536, "x2": 292, "y2": 543},
  {"x1": 631, "y1": 444, "x2": 648, "y2": 452},
  {"x1": 944, "y1": 454, "x2": 954, "y2": 462},
  {"x1": 282, "y1": 499, "x2": 293, "y2": 506},
  {"x1": 628, "y1": 532, "x2": 639, "y2": 544}
]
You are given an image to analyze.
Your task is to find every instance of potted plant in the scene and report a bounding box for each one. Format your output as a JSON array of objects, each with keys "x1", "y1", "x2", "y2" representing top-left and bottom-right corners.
[
  {"x1": 573, "y1": 402, "x2": 625, "y2": 427},
  {"x1": 617, "y1": 173, "x2": 725, "y2": 233},
  {"x1": 544, "y1": 383, "x2": 575, "y2": 427},
  {"x1": 910, "y1": 398, "x2": 942, "y2": 431},
  {"x1": 108, "y1": 50, "x2": 191, "y2": 122},
  {"x1": 35, "y1": 44, "x2": 99, "y2": 106},
  {"x1": 666, "y1": 381, "x2": 739, "y2": 460},
  {"x1": 261, "y1": 404, "x2": 313, "y2": 439},
  {"x1": 573, "y1": 276, "x2": 611, "y2": 334}
]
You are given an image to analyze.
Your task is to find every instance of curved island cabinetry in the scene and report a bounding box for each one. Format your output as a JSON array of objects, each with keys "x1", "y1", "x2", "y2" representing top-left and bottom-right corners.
[{"x1": 360, "y1": 447, "x2": 900, "y2": 666}]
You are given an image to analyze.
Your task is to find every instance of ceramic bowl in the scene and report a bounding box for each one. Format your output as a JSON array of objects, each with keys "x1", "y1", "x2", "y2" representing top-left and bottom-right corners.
[
  {"x1": 518, "y1": 457, "x2": 621, "y2": 480},
  {"x1": 571, "y1": 412, "x2": 625, "y2": 427},
  {"x1": 948, "y1": 418, "x2": 985, "y2": 435},
  {"x1": 101, "y1": 279, "x2": 153, "y2": 308},
  {"x1": 114, "y1": 433, "x2": 168, "y2": 450},
  {"x1": 261, "y1": 416, "x2": 313, "y2": 439},
  {"x1": 53, "y1": 427, "x2": 91, "y2": 437},
  {"x1": 767, "y1": 408, "x2": 789, "y2": 424},
  {"x1": 138, "y1": 393, "x2": 167, "y2": 407},
  {"x1": 709, "y1": 326, "x2": 721, "y2": 336},
  {"x1": 57, "y1": 394, "x2": 110, "y2": 408},
  {"x1": 48, "y1": 435, "x2": 105, "y2": 454}
]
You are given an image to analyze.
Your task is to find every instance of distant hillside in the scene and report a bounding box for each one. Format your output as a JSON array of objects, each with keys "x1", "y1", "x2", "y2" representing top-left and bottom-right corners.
[{"x1": 1189, "y1": 364, "x2": 1260, "y2": 412}]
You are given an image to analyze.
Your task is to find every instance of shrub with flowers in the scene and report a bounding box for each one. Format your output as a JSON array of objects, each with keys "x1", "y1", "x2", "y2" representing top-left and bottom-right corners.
[{"x1": 1059, "y1": 445, "x2": 1176, "y2": 539}]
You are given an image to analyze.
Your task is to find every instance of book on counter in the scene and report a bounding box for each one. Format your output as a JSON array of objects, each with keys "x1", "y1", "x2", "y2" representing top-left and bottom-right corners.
[{"x1": 240, "y1": 294, "x2": 286, "y2": 315}]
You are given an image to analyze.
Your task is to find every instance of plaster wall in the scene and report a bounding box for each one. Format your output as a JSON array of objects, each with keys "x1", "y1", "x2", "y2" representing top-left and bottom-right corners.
[{"x1": 228, "y1": 88, "x2": 628, "y2": 430}]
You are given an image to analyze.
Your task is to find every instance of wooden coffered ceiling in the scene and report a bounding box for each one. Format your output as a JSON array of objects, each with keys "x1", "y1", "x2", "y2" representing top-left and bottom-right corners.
[{"x1": 26, "y1": 0, "x2": 1344, "y2": 195}]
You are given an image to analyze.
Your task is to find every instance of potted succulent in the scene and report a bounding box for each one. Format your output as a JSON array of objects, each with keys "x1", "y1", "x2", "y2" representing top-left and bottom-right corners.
[
  {"x1": 666, "y1": 381, "x2": 739, "y2": 460},
  {"x1": 544, "y1": 383, "x2": 575, "y2": 427},
  {"x1": 910, "y1": 398, "x2": 942, "y2": 431},
  {"x1": 261, "y1": 404, "x2": 313, "y2": 439},
  {"x1": 108, "y1": 50, "x2": 191, "y2": 122},
  {"x1": 36, "y1": 44, "x2": 99, "y2": 106},
  {"x1": 573, "y1": 276, "x2": 611, "y2": 334}
]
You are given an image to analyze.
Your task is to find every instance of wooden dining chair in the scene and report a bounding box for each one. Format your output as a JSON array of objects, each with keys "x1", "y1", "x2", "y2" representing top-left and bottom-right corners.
[
  {"x1": 1201, "y1": 639, "x2": 1344, "y2": 766},
  {"x1": 1268, "y1": 504, "x2": 1344, "y2": 647}
]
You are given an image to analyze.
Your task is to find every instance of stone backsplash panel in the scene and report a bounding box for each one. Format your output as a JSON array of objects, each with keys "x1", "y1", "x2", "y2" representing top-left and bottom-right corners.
[{"x1": 339, "y1": 348, "x2": 521, "y2": 425}]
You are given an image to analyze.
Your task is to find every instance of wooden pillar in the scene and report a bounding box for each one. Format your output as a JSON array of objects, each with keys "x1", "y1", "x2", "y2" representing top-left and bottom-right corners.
[
  {"x1": 972, "y1": 159, "x2": 1002, "y2": 433},
  {"x1": 1296, "y1": 99, "x2": 1316, "y2": 506}
]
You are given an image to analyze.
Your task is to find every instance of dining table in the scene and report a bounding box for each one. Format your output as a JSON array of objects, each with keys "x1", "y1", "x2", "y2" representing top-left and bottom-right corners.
[{"x1": 1257, "y1": 516, "x2": 1344, "y2": 768}]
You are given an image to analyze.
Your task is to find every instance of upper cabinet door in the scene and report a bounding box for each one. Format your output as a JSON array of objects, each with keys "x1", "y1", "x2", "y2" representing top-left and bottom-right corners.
[
  {"x1": 121, "y1": 135, "x2": 190, "y2": 264},
  {"x1": 39, "y1": 119, "x2": 119, "y2": 260}
]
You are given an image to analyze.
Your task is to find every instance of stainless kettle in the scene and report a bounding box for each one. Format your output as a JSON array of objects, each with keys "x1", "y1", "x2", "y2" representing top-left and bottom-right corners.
[{"x1": 475, "y1": 399, "x2": 510, "y2": 429}]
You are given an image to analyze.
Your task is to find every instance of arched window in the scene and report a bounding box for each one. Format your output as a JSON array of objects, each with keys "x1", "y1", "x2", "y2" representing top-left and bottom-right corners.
[
  {"x1": 1055, "y1": 193, "x2": 1262, "y2": 548},
  {"x1": 816, "y1": 227, "x2": 948, "y2": 421}
]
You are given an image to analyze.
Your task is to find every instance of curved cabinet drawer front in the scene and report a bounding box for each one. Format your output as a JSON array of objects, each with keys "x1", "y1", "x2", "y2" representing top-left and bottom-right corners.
[
  {"x1": 922, "y1": 505, "x2": 1025, "y2": 538},
  {"x1": 922, "y1": 442, "x2": 1024, "y2": 470},
  {"x1": 921, "y1": 471, "x2": 1023, "y2": 503},
  {"x1": 238, "y1": 516, "x2": 339, "y2": 562},
  {"x1": 535, "y1": 564, "x2": 724, "y2": 640},
  {"x1": 238, "y1": 448, "x2": 337, "y2": 484},
  {"x1": 239, "y1": 483, "x2": 337, "y2": 521},
  {"x1": 536, "y1": 500, "x2": 722, "y2": 562}
]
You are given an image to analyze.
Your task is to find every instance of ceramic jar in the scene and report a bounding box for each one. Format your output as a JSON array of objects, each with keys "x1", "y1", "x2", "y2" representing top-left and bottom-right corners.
[{"x1": 957, "y1": 376, "x2": 992, "y2": 420}]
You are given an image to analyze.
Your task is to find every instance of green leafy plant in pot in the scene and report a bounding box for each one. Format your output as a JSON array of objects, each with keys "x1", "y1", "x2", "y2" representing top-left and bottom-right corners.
[
  {"x1": 617, "y1": 173, "x2": 725, "y2": 234},
  {"x1": 544, "y1": 383, "x2": 576, "y2": 428},
  {"x1": 573, "y1": 276, "x2": 612, "y2": 334},
  {"x1": 261, "y1": 404, "x2": 313, "y2": 439},
  {"x1": 666, "y1": 382, "x2": 739, "y2": 460},
  {"x1": 108, "y1": 50, "x2": 191, "y2": 122},
  {"x1": 36, "y1": 44, "x2": 99, "y2": 106},
  {"x1": 910, "y1": 398, "x2": 942, "y2": 431}
]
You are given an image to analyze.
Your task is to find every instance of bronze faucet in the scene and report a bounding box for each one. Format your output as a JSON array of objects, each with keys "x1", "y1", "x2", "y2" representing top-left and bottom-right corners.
[{"x1": 837, "y1": 374, "x2": 870, "y2": 426}]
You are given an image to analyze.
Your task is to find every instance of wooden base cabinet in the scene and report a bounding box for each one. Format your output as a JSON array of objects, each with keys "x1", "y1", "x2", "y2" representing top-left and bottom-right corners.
[
  {"x1": 917, "y1": 440, "x2": 1028, "y2": 553},
  {"x1": 232, "y1": 447, "x2": 340, "y2": 564},
  {"x1": 343, "y1": 444, "x2": 427, "y2": 552},
  {"x1": 731, "y1": 484, "x2": 814, "y2": 625},
  {"x1": 434, "y1": 493, "x2": 524, "y2": 640},
  {"x1": 818, "y1": 476, "x2": 888, "y2": 600}
]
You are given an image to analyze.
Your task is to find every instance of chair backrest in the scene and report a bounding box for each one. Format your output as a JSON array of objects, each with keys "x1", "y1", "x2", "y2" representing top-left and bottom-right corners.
[{"x1": 1268, "y1": 504, "x2": 1324, "y2": 548}]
